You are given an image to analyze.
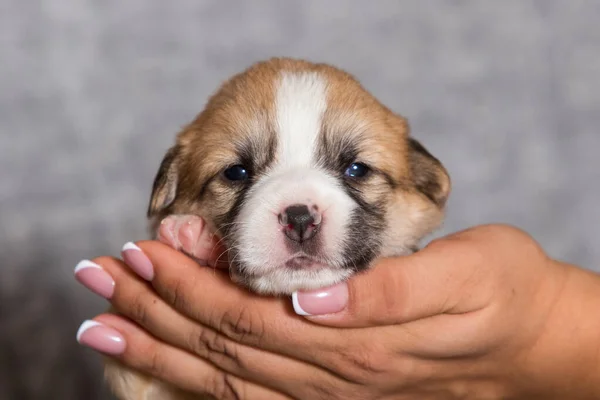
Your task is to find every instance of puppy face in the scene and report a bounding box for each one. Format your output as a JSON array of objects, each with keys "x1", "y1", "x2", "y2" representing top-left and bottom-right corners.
[{"x1": 148, "y1": 58, "x2": 450, "y2": 295}]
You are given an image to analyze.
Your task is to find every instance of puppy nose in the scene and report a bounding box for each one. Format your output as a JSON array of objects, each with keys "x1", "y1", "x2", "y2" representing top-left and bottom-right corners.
[{"x1": 279, "y1": 204, "x2": 319, "y2": 243}]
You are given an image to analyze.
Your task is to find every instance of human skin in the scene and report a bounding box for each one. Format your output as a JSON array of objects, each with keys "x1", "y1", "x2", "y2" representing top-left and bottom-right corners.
[{"x1": 74, "y1": 220, "x2": 600, "y2": 399}]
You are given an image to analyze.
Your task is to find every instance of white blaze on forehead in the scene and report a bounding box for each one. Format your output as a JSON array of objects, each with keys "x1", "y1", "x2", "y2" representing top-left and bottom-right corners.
[{"x1": 274, "y1": 71, "x2": 327, "y2": 166}]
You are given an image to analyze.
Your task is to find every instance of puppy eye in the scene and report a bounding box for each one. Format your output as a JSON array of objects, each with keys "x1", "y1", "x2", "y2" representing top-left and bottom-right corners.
[
  {"x1": 344, "y1": 162, "x2": 370, "y2": 178},
  {"x1": 223, "y1": 165, "x2": 250, "y2": 181}
]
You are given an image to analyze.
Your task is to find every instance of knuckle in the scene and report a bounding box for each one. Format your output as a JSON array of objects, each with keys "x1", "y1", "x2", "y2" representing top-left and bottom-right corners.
[
  {"x1": 127, "y1": 339, "x2": 166, "y2": 378},
  {"x1": 223, "y1": 374, "x2": 245, "y2": 400},
  {"x1": 456, "y1": 224, "x2": 545, "y2": 265},
  {"x1": 331, "y1": 343, "x2": 392, "y2": 384},
  {"x1": 188, "y1": 325, "x2": 246, "y2": 371},
  {"x1": 206, "y1": 371, "x2": 243, "y2": 400},
  {"x1": 204, "y1": 329, "x2": 230, "y2": 359},
  {"x1": 443, "y1": 224, "x2": 534, "y2": 253},
  {"x1": 185, "y1": 325, "x2": 212, "y2": 358},
  {"x1": 219, "y1": 337, "x2": 243, "y2": 367},
  {"x1": 127, "y1": 291, "x2": 153, "y2": 327},
  {"x1": 218, "y1": 305, "x2": 264, "y2": 345},
  {"x1": 309, "y1": 382, "x2": 369, "y2": 400},
  {"x1": 307, "y1": 380, "x2": 338, "y2": 400},
  {"x1": 479, "y1": 223, "x2": 526, "y2": 239},
  {"x1": 427, "y1": 231, "x2": 487, "y2": 268},
  {"x1": 486, "y1": 224, "x2": 546, "y2": 258},
  {"x1": 167, "y1": 327, "x2": 228, "y2": 396},
  {"x1": 146, "y1": 347, "x2": 165, "y2": 378},
  {"x1": 160, "y1": 274, "x2": 196, "y2": 312},
  {"x1": 168, "y1": 277, "x2": 188, "y2": 310}
]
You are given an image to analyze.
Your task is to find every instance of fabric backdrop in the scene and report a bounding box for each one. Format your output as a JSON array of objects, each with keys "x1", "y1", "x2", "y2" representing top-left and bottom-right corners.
[{"x1": 1, "y1": 1, "x2": 599, "y2": 399}]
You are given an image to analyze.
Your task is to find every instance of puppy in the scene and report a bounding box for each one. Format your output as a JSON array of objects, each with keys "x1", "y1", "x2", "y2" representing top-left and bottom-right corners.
[{"x1": 105, "y1": 58, "x2": 451, "y2": 400}]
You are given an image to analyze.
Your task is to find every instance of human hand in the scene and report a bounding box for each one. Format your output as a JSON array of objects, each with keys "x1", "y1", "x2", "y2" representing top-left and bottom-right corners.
[{"x1": 74, "y1": 219, "x2": 600, "y2": 399}]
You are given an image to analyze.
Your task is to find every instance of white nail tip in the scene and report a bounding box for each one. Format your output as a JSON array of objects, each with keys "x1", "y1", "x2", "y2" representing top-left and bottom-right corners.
[
  {"x1": 292, "y1": 292, "x2": 312, "y2": 316},
  {"x1": 74, "y1": 260, "x2": 102, "y2": 273},
  {"x1": 122, "y1": 242, "x2": 141, "y2": 252},
  {"x1": 76, "y1": 320, "x2": 102, "y2": 342}
]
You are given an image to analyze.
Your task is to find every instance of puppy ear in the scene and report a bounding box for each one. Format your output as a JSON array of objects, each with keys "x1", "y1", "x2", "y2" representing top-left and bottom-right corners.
[
  {"x1": 407, "y1": 138, "x2": 451, "y2": 208},
  {"x1": 147, "y1": 145, "x2": 180, "y2": 218}
]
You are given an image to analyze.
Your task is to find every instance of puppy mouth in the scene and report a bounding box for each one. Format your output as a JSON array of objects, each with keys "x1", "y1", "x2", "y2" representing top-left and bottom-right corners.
[
  {"x1": 231, "y1": 252, "x2": 355, "y2": 295},
  {"x1": 283, "y1": 253, "x2": 321, "y2": 270},
  {"x1": 227, "y1": 239, "x2": 378, "y2": 294}
]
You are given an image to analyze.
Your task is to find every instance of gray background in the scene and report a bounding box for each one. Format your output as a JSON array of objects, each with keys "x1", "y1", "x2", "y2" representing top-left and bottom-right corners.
[{"x1": 1, "y1": 1, "x2": 599, "y2": 399}]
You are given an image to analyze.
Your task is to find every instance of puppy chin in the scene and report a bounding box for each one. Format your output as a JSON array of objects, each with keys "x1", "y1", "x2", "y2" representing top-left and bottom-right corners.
[{"x1": 233, "y1": 265, "x2": 355, "y2": 295}]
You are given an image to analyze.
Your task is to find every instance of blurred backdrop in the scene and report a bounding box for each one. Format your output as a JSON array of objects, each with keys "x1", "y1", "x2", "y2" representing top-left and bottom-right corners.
[{"x1": 1, "y1": 1, "x2": 599, "y2": 399}]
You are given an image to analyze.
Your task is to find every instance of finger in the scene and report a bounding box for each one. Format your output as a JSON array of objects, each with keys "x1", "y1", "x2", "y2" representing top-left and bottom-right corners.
[
  {"x1": 157, "y1": 214, "x2": 229, "y2": 269},
  {"x1": 101, "y1": 243, "x2": 423, "y2": 386},
  {"x1": 111, "y1": 242, "x2": 389, "y2": 382},
  {"x1": 92, "y1": 256, "x2": 344, "y2": 399},
  {"x1": 120, "y1": 242, "x2": 351, "y2": 357},
  {"x1": 79, "y1": 314, "x2": 289, "y2": 400},
  {"x1": 293, "y1": 225, "x2": 518, "y2": 328}
]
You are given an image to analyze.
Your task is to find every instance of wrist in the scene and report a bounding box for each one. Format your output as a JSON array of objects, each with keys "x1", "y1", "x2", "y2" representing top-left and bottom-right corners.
[{"x1": 515, "y1": 261, "x2": 600, "y2": 399}]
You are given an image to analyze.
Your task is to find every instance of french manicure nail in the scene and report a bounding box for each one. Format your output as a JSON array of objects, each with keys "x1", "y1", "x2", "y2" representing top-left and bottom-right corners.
[
  {"x1": 292, "y1": 282, "x2": 349, "y2": 316},
  {"x1": 74, "y1": 260, "x2": 115, "y2": 299},
  {"x1": 76, "y1": 320, "x2": 126, "y2": 355},
  {"x1": 121, "y1": 242, "x2": 154, "y2": 280}
]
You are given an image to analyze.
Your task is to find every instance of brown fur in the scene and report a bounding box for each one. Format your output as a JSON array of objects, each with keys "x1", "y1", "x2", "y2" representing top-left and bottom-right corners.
[{"x1": 149, "y1": 58, "x2": 448, "y2": 239}]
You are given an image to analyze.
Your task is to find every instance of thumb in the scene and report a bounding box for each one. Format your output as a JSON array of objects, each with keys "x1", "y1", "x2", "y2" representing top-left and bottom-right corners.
[{"x1": 291, "y1": 233, "x2": 491, "y2": 328}]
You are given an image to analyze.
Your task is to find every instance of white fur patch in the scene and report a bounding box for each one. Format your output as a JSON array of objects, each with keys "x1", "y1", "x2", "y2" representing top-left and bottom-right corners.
[
  {"x1": 275, "y1": 71, "x2": 327, "y2": 168},
  {"x1": 232, "y1": 71, "x2": 359, "y2": 294}
]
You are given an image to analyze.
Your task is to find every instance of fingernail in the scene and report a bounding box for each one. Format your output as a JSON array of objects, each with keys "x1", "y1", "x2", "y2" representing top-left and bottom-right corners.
[
  {"x1": 76, "y1": 320, "x2": 126, "y2": 355},
  {"x1": 74, "y1": 260, "x2": 115, "y2": 299},
  {"x1": 121, "y1": 242, "x2": 154, "y2": 280},
  {"x1": 292, "y1": 282, "x2": 349, "y2": 316}
]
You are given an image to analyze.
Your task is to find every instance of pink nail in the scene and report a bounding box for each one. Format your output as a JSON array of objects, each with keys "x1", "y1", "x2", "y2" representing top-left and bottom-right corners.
[
  {"x1": 121, "y1": 242, "x2": 154, "y2": 280},
  {"x1": 76, "y1": 320, "x2": 126, "y2": 355},
  {"x1": 292, "y1": 282, "x2": 349, "y2": 316},
  {"x1": 74, "y1": 260, "x2": 115, "y2": 299}
]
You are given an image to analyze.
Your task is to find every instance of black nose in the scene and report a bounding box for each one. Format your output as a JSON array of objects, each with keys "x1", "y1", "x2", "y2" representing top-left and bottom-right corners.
[{"x1": 280, "y1": 204, "x2": 319, "y2": 243}]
